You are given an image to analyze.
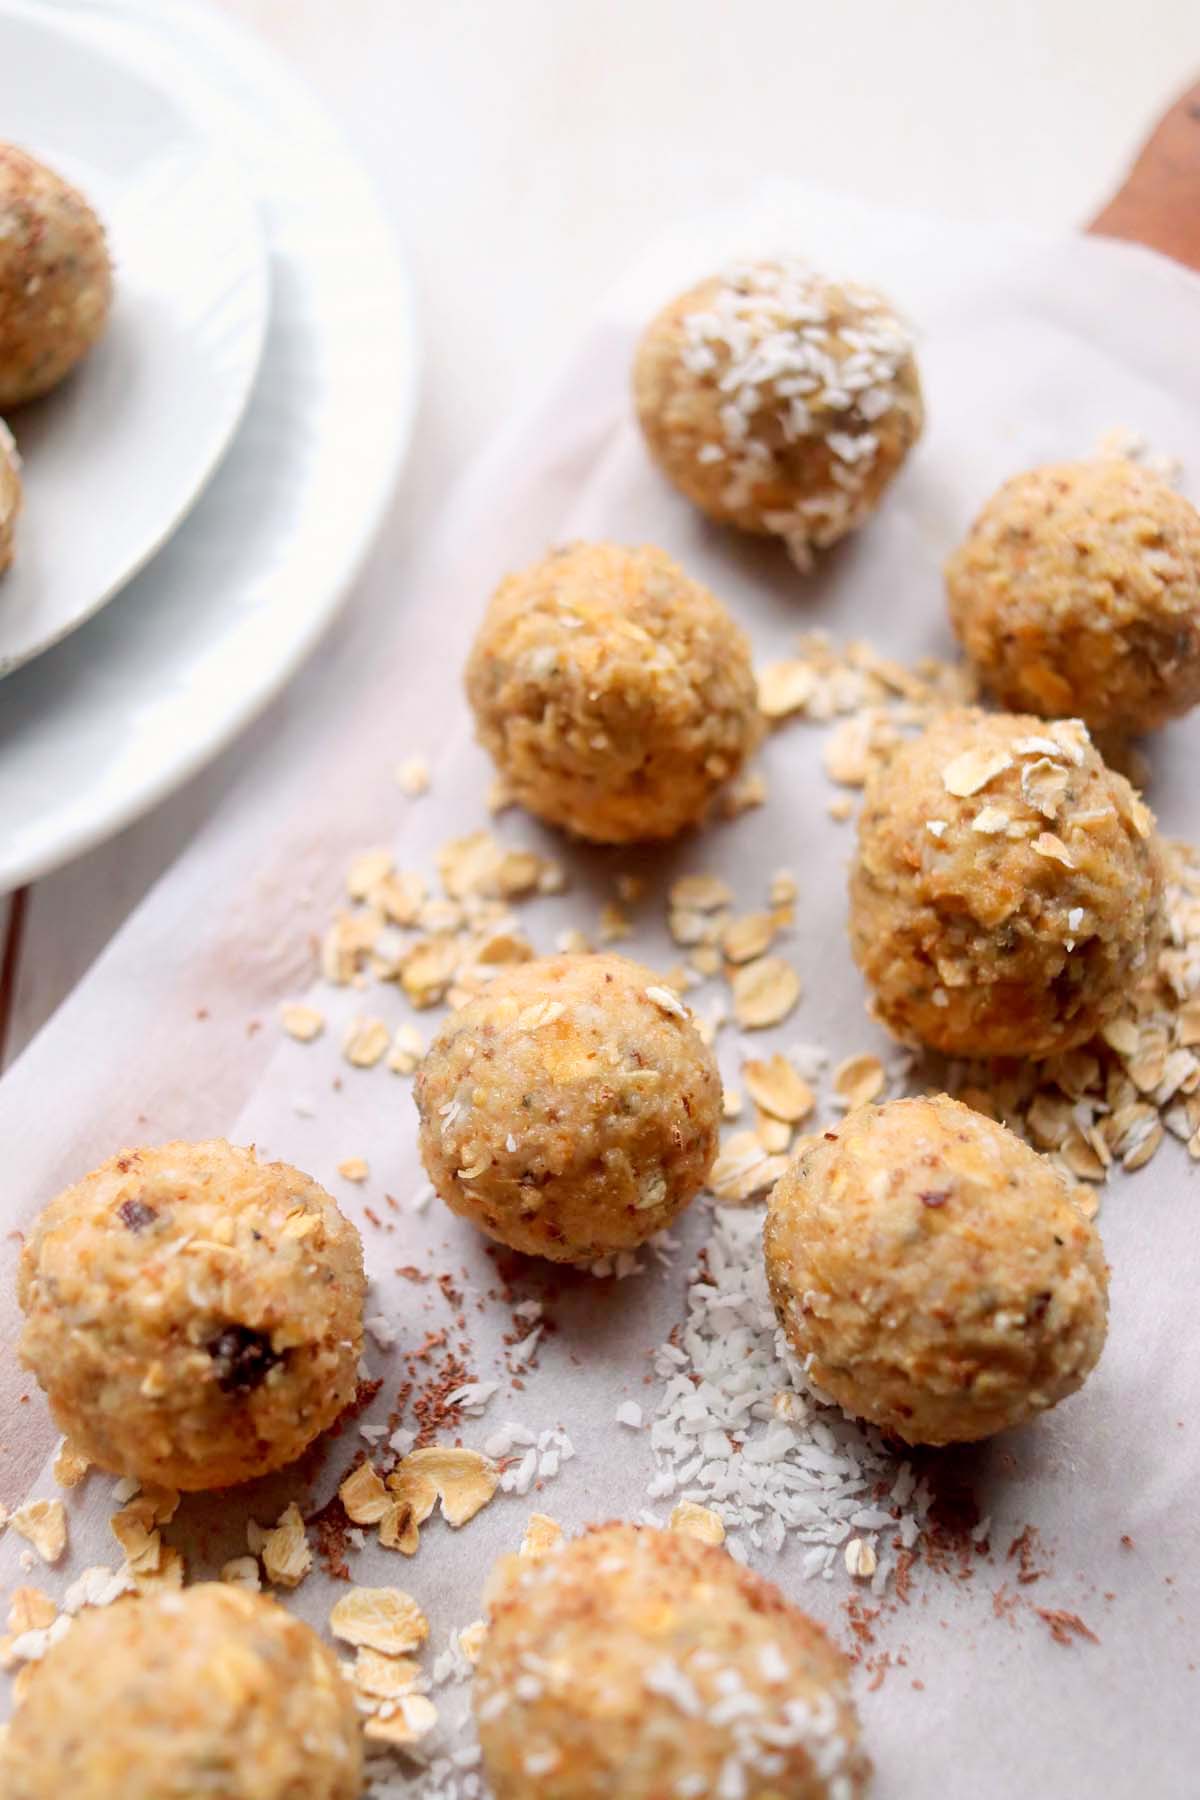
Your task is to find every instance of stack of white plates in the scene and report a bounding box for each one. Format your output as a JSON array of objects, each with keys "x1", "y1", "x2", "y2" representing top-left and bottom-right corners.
[{"x1": 0, "y1": 0, "x2": 419, "y2": 888}]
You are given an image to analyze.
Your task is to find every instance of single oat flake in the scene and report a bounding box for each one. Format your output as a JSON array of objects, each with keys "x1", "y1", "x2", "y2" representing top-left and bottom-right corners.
[
  {"x1": 742, "y1": 1053, "x2": 814, "y2": 1124},
  {"x1": 942, "y1": 746, "x2": 1012, "y2": 798},
  {"x1": 832, "y1": 1053, "x2": 886, "y2": 1112},
  {"x1": 261, "y1": 1502, "x2": 312, "y2": 1589},
  {"x1": 337, "y1": 1157, "x2": 370, "y2": 1184},
  {"x1": 390, "y1": 1447, "x2": 499, "y2": 1528},
  {"x1": 352, "y1": 1647, "x2": 423, "y2": 1699},
  {"x1": 281, "y1": 1003, "x2": 325, "y2": 1043},
  {"x1": 340, "y1": 1463, "x2": 391, "y2": 1526},
  {"x1": 669, "y1": 1501, "x2": 726, "y2": 1546},
  {"x1": 730, "y1": 956, "x2": 801, "y2": 1030},
  {"x1": 330, "y1": 1586, "x2": 429, "y2": 1655},
  {"x1": 519, "y1": 1513, "x2": 563, "y2": 1560},
  {"x1": 11, "y1": 1501, "x2": 67, "y2": 1566},
  {"x1": 363, "y1": 1693, "x2": 439, "y2": 1747}
]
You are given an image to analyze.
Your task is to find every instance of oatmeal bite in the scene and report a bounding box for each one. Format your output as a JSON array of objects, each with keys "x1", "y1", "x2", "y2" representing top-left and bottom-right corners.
[
  {"x1": 464, "y1": 540, "x2": 760, "y2": 843},
  {"x1": 764, "y1": 1095, "x2": 1109, "y2": 1445},
  {"x1": 475, "y1": 1522, "x2": 869, "y2": 1800},
  {"x1": 947, "y1": 459, "x2": 1200, "y2": 736},
  {"x1": 0, "y1": 142, "x2": 113, "y2": 407},
  {"x1": 414, "y1": 953, "x2": 721, "y2": 1261},
  {"x1": 849, "y1": 707, "x2": 1163, "y2": 1058},
  {"x1": 2, "y1": 1584, "x2": 363, "y2": 1800},
  {"x1": 633, "y1": 257, "x2": 923, "y2": 566},
  {"x1": 0, "y1": 419, "x2": 20, "y2": 574},
  {"x1": 17, "y1": 1139, "x2": 365, "y2": 1490}
]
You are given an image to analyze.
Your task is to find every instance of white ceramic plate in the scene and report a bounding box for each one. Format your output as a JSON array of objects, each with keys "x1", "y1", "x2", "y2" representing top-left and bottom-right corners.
[
  {"x1": 0, "y1": 0, "x2": 418, "y2": 888},
  {"x1": 0, "y1": 8, "x2": 268, "y2": 675}
]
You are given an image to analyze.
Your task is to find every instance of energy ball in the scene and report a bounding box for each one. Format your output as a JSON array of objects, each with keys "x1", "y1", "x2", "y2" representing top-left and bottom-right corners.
[
  {"x1": 2, "y1": 1584, "x2": 363, "y2": 1800},
  {"x1": 849, "y1": 707, "x2": 1163, "y2": 1059},
  {"x1": 414, "y1": 953, "x2": 721, "y2": 1261},
  {"x1": 764, "y1": 1095, "x2": 1109, "y2": 1445},
  {"x1": 633, "y1": 258, "x2": 923, "y2": 566},
  {"x1": 946, "y1": 459, "x2": 1200, "y2": 735},
  {"x1": 465, "y1": 541, "x2": 759, "y2": 842},
  {"x1": 0, "y1": 143, "x2": 113, "y2": 407},
  {"x1": 0, "y1": 418, "x2": 20, "y2": 574},
  {"x1": 18, "y1": 1139, "x2": 365, "y2": 1490},
  {"x1": 475, "y1": 1523, "x2": 869, "y2": 1800}
]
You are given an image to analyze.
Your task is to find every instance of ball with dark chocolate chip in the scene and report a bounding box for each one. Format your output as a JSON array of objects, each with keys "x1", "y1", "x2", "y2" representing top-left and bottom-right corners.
[{"x1": 17, "y1": 1140, "x2": 365, "y2": 1490}]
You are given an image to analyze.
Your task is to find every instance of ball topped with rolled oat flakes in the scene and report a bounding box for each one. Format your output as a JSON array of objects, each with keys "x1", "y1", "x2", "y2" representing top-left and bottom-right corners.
[
  {"x1": 633, "y1": 258, "x2": 923, "y2": 567},
  {"x1": 465, "y1": 541, "x2": 759, "y2": 843},
  {"x1": 414, "y1": 953, "x2": 720, "y2": 1261},
  {"x1": 849, "y1": 708, "x2": 1163, "y2": 1059},
  {"x1": 764, "y1": 1095, "x2": 1109, "y2": 1445},
  {"x1": 17, "y1": 1140, "x2": 365, "y2": 1490},
  {"x1": 474, "y1": 1521, "x2": 870, "y2": 1800},
  {"x1": 2, "y1": 1583, "x2": 363, "y2": 1800},
  {"x1": 946, "y1": 459, "x2": 1200, "y2": 735}
]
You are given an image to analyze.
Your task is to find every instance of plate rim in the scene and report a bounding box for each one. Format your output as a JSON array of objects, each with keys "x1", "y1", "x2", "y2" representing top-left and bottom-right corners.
[
  {"x1": 0, "y1": 16, "x2": 270, "y2": 673},
  {"x1": 0, "y1": 0, "x2": 420, "y2": 890}
]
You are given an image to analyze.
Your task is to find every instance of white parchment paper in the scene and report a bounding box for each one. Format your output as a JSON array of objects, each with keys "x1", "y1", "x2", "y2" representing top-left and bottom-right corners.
[{"x1": 2, "y1": 188, "x2": 1199, "y2": 1797}]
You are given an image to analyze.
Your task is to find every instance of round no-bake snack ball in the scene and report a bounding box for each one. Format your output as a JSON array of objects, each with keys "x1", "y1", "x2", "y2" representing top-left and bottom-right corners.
[
  {"x1": 18, "y1": 1139, "x2": 365, "y2": 1490},
  {"x1": 0, "y1": 418, "x2": 20, "y2": 574},
  {"x1": 2, "y1": 1584, "x2": 363, "y2": 1800},
  {"x1": 764, "y1": 1095, "x2": 1109, "y2": 1445},
  {"x1": 946, "y1": 459, "x2": 1200, "y2": 735},
  {"x1": 465, "y1": 541, "x2": 759, "y2": 842},
  {"x1": 633, "y1": 257, "x2": 923, "y2": 565},
  {"x1": 414, "y1": 954, "x2": 721, "y2": 1261},
  {"x1": 0, "y1": 142, "x2": 113, "y2": 407},
  {"x1": 475, "y1": 1523, "x2": 869, "y2": 1800},
  {"x1": 849, "y1": 708, "x2": 1163, "y2": 1059}
]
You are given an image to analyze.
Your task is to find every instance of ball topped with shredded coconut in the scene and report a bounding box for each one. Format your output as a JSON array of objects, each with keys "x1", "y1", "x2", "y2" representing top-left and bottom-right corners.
[
  {"x1": 849, "y1": 707, "x2": 1163, "y2": 1058},
  {"x1": 414, "y1": 953, "x2": 720, "y2": 1261},
  {"x1": 765, "y1": 1095, "x2": 1109, "y2": 1445},
  {"x1": 947, "y1": 459, "x2": 1200, "y2": 735},
  {"x1": 2, "y1": 1583, "x2": 363, "y2": 1800},
  {"x1": 17, "y1": 1139, "x2": 365, "y2": 1490},
  {"x1": 0, "y1": 418, "x2": 20, "y2": 574},
  {"x1": 465, "y1": 540, "x2": 760, "y2": 842},
  {"x1": 475, "y1": 1522, "x2": 869, "y2": 1800},
  {"x1": 0, "y1": 142, "x2": 112, "y2": 407},
  {"x1": 632, "y1": 258, "x2": 923, "y2": 567}
]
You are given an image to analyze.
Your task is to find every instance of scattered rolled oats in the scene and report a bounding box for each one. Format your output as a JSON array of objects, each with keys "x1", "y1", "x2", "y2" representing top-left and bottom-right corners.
[
  {"x1": 387, "y1": 1022, "x2": 425, "y2": 1075},
  {"x1": 396, "y1": 756, "x2": 431, "y2": 797},
  {"x1": 261, "y1": 1502, "x2": 312, "y2": 1589},
  {"x1": 832, "y1": 1053, "x2": 886, "y2": 1112},
  {"x1": 128, "y1": 1545, "x2": 186, "y2": 1593},
  {"x1": 282, "y1": 1003, "x2": 325, "y2": 1043},
  {"x1": 344, "y1": 1016, "x2": 391, "y2": 1068},
  {"x1": 669, "y1": 1501, "x2": 726, "y2": 1546},
  {"x1": 7, "y1": 1590, "x2": 56, "y2": 1635},
  {"x1": 519, "y1": 1514, "x2": 563, "y2": 1561},
  {"x1": 709, "y1": 1131, "x2": 790, "y2": 1203},
  {"x1": 757, "y1": 659, "x2": 818, "y2": 720},
  {"x1": 458, "y1": 1619, "x2": 489, "y2": 1663},
  {"x1": 670, "y1": 874, "x2": 732, "y2": 912},
  {"x1": 220, "y1": 1556, "x2": 262, "y2": 1591},
  {"x1": 742, "y1": 1053, "x2": 814, "y2": 1123},
  {"x1": 390, "y1": 1447, "x2": 498, "y2": 1528},
  {"x1": 364, "y1": 1693, "x2": 439, "y2": 1747},
  {"x1": 338, "y1": 1157, "x2": 370, "y2": 1183},
  {"x1": 721, "y1": 911, "x2": 777, "y2": 965},
  {"x1": 330, "y1": 1587, "x2": 429, "y2": 1654},
  {"x1": 353, "y1": 1647, "x2": 423, "y2": 1699},
  {"x1": 340, "y1": 1463, "x2": 392, "y2": 1526},
  {"x1": 844, "y1": 1538, "x2": 878, "y2": 1579},
  {"x1": 730, "y1": 956, "x2": 801, "y2": 1030},
  {"x1": 11, "y1": 1501, "x2": 66, "y2": 1566},
  {"x1": 754, "y1": 1109, "x2": 792, "y2": 1154}
]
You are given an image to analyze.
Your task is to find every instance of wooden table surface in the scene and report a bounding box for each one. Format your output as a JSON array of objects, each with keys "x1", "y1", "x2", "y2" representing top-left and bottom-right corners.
[{"x1": 2, "y1": 0, "x2": 1199, "y2": 1068}]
